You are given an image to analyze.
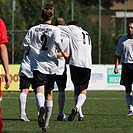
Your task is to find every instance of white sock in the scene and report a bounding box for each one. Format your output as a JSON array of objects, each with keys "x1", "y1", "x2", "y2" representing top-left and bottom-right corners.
[
  {"x1": 126, "y1": 92, "x2": 133, "y2": 110},
  {"x1": 19, "y1": 92, "x2": 27, "y2": 116},
  {"x1": 78, "y1": 107, "x2": 84, "y2": 118},
  {"x1": 36, "y1": 93, "x2": 45, "y2": 109},
  {"x1": 74, "y1": 95, "x2": 83, "y2": 117},
  {"x1": 44, "y1": 100, "x2": 53, "y2": 127},
  {"x1": 58, "y1": 91, "x2": 65, "y2": 116},
  {"x1": 76, "y1": 94, "x2": 86, "y2": 112}
]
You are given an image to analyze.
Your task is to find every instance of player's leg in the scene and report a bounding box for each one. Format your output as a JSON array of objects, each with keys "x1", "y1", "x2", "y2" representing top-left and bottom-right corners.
[
  {"x1": 76, "y1": 68, "x2": 91, "y2": 121},
  {"x1": 68, "y1": 66, "x2": 91, "y2": 121},
  {"x1": 68, "y1": 65, "x2": 79, "y2": 121},
  {"x1": 43, "y1": 89, "x2": 53, "y2": 132},
  {"x1": 125, "y1": 85, "x2": 133, "y2": 116},
  {"x1": 0, "y1": 77, "x2": 3, "y2": 131},
  {"x1": 42, "y1": 74, "x2": 55, "y2": 132},
  {"x1": 33, "y1": 70, "x2": 46, "y2": 127},
  {"x1": 76, "y1": 87, "x2": 87, "y2": 121},
  {"x1": 56, "y1": 69, "x2": 67, "y2": 121},
  {"x1": 36, "y1": 86, "x2": 45, "y2": 127},
  {"x1": 19, "y1": 76, "x2": 30, "y2": 121},
  {"x1": 32, "y1": 81, "x2": 40, "y2": 114},
  {"x1": 121, "y1": 63, "x2": 133, "y2": 116},
  {"x1": 69, "y1": 86, "x2": 86, "y2": 121},
  {"x1": 74, "y1": 90, "x2": 84, "y2": 121},
  {"x1": 57, "y1": 90, "x2": 66, "y2": 120},
  {"x1": 34, "y1": 89, "x2": 39, "y2": 114}
]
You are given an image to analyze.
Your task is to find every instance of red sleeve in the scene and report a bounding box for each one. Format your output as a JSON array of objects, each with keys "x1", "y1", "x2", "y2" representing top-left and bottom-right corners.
[{"x1": 0, "y1": 18, "x2": 8, "y2": 44}]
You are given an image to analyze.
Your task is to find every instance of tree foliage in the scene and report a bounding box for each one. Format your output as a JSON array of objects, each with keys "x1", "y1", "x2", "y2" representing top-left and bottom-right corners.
[
  {"x1": 18, "y1": 0, "x2": 42, "y2": 29},
  {"x1": 0, "y1": 0, "x2": 27, "y2": 63},
  {"x1": 0, "y1": 0, "x2": 122, "y2": 64},
  {"x1": 76, "y1": 0, "x2": 125, "y2": 9}
]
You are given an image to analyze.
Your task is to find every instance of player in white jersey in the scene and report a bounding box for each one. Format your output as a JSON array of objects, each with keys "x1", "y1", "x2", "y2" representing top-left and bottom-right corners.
[
  {"x1": 18, "y1": 50, "x2": 34, "y2": 122},
  {"x1": 54, "y1": 18, "x2": 69, "y2": 121},
  {"x1": 59, "y1": 21, "x2": 92, "y2": 121},
  {"x1": 18, "y1": 20, "x2": 44, "y2": 122},
  {"x1": 21, "y1": 4, "x2": 68, "y2": 132},
  {"x1": 114, "y1": 22, "x2": 133, "y2": 116}
]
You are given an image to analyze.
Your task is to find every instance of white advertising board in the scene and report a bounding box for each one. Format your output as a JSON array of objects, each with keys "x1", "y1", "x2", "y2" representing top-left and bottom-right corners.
[
  {"x1": 88, "y1": 65, "x2": 124, "y2": 90},
  {"x1": 59, "y1": 64, "x2": 125, "y2": 91},
  {"x1": 0, "y1": 64, "x2": 125, "y2": 91}
]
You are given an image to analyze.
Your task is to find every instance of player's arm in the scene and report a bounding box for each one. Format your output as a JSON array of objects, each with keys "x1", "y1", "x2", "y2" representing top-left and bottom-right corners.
[
  {"x1": 21, "y1": 30, "x2": 31, "y2": 50},
  {"x1": 56, "y1": 43, "x2": 69, "y2": 59},
  {"x1": 55, "y1": 27, "x2": 69, "y2": 59},
  {"x1": 0, "y1": 44, "x2": 11, "y2": 89},
  {"x1": 114, "y1": 55, "x2": 121, "y2": 74}
]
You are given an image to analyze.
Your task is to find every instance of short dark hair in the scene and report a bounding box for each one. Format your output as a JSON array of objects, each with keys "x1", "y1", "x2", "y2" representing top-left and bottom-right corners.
[
  {"x1": 67, "y1": 20, "x2": 80, "y2": 27},
  {"x1": 54, "y1": 18, "x2": 66, "y2": 26}
]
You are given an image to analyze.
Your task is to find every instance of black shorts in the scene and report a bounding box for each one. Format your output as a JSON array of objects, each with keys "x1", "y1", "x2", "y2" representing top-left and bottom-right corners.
[
  {"x1": 19, "y1": 76, "x2": 36, "y2": 90},
  {"x1": 33, "y1": 70, "x2": 47, "y2": 89},
  {"x1": 70, "y1": 65, "x2": 91, "y2": 88},
  {"x1": 55, "y1": 67, "x2": 67, "y2": 90},
  {"x1": 120, "y1": 63, "x2": 133, "y2": 86},
  {"x1": 45, "y1": 74, "x2": 56, "y2": 91}
]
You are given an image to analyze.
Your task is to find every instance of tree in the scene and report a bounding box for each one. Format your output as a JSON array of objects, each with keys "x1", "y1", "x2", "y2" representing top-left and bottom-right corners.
[
  {"x1": 18, "y1": 0, "x2": 42, "y2": 29},
  {"x1": 76, "y1": 0, "x2": 125, "y2": 9},
  {"x1": 0, "y1": 0, "x2": 27, "y2": 63},
  {"x1": 0, "y1": 0, "x2": 123, "y2": 64}
]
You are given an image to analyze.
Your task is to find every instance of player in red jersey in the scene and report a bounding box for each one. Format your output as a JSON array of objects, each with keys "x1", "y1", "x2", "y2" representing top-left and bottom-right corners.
[{"x1": 0, "y1": 18, "x2": 11, "y2": 132}]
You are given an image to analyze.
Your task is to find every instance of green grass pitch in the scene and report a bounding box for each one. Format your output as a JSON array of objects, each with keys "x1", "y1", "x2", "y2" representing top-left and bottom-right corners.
[{"x1": 1, "y1": 91, "x2": 133, "y2": 133}]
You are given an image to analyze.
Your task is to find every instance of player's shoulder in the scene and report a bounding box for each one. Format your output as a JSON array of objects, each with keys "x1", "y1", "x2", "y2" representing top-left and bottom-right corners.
[
  {"x1": 44, "y1": 24, "x2": 61, "y2": 32},
  {"x1": 51, "y1": 25, "x2": 60, "y2": 30},
  {"x1": 28, "y1": 25, "x2": 38, "y2": 32},
  {"x1": 119, "y1": 35, "x2": 128, "y2": 43},
  {"x1": 68, "y1": 25, "x2": 79, "y2": 30},
  {"x1": 59, "y1": 25, "x2": 75, "y2": 29},
  {"x1": 120, "y1": 35, "x2": 127, "y2": 39},
  {"x1": 82, "y1": 28, "x2": 89, "y2": 34},
  {"x1": 28, "y1": 24, "x2": 58, "y2": 31}
]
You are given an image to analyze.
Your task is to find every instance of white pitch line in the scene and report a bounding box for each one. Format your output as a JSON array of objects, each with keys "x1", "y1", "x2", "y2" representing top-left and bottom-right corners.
[
  {"x1": 2, "y1": 96, "x2": 124, "y2": 100},
  {"x1": 66, "y1": 97, "x2": 124, "y2": 100}
]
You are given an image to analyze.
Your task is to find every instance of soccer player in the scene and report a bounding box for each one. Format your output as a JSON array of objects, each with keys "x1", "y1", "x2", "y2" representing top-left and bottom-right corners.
[
  {"x1": 22, "y1": 3, "x2": 67, "y2": 132},
  {"x1": 114, "y1": 22, "x2": 133, "y2": 116},
  {"x1": 54, "y1": 18, "x2": 69, "y2": 121},
  {"x1": 18, "y1": 50, "x2": 36, "y2": 121},
  {"x1": 0, "y1": 18, "x2": 11, "y2": 90},
  {"x1": 59, "y1": 21, "x2": 92, "y2": 121},
  {"x1": 0, "y1": 18, "x2": 11, "y2": 132},
  {"x1": 18, "y1": 20, "x2": 43, "y2": 122}
]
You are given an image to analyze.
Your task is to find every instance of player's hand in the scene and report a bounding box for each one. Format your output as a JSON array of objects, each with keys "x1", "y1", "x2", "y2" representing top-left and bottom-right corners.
[
  {"x1": 63, "y1": 51, "x2": 69, "y2": 58},
  {"x1": 4, "y1": 74, "x2": 11, "y2": 90},
  {"x1": 114, "y1": 67, "x2": 119, "y2": 74}
]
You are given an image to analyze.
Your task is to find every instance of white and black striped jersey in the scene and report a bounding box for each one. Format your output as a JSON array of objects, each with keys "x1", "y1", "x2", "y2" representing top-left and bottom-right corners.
[
  {"x1": 115, "y1": 35, "x2": 133, "y2": 63},
  {"x1": 21, "y1": 24, "x2": 62, "y2": 75},
  {"x1": 59, "y1": 25, "x2": 92, "y2": 69}
]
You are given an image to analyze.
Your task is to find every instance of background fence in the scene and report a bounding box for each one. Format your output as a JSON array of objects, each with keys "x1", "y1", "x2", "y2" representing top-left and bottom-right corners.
[{"x1": 1, "y1": 0, "x2": 132, "y2": 64}]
